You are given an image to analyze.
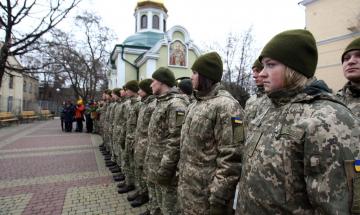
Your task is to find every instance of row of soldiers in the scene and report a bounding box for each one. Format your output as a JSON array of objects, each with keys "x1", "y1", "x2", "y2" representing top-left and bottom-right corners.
[{"x1": 96, "y1": 30, "x2": 360, "y2": 215}]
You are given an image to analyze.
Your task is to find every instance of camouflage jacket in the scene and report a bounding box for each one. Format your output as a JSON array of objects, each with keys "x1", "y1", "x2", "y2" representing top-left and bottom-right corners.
[
  {"x1": 102, "y1": 102, "x2": 112, "y2": 134},
  {"x1": 336, "y1": 81, "x2": 360, "y2": 118},
  {"x1": 134, "y1": 95, "x2": 157, "y2": 167},
  {"x1": 111, "y1": 98, "x2": 125, "y2": 144},
  {"x1": 146, "y1": 89, "x2": 189, "y2": 185},
  {"x1": 178, "y1": 83, "x2": 245, "y2": 213},
  {"x1": 118, "y1": 98, "x2": 131, "y2": 149},
  {"x1": 98, "y1": 102, "x2": 108, "y2": 127},
  {"x1": 125, "y1": 96, "x2": 142, "y2": 150},
  {"x1": 235, "y1": 82, "x2": 360, "y2": 214},
  {"x1": 108, "y1": 102, "x2": 118, "y2": 135},
  {"x1": 244, "y1": 87, "x2": 267, "y2": 125}
]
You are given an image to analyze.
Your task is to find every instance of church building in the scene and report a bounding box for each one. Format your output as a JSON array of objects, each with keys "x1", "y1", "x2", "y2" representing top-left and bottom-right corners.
[{"x1": 107, "y1": 0, "x2": 201, "y2": 88}]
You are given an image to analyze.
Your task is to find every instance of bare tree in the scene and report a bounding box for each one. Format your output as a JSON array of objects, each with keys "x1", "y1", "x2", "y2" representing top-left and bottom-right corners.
[
  {"x1": 0, "y1": 0, "x2": 81, "y2": 88},
  {"x1": 204, "y1": 27, "x2": 256, "y2": 107},
  {"x1": 36, "y1": 12, "x2": 116, "y2": 101}
]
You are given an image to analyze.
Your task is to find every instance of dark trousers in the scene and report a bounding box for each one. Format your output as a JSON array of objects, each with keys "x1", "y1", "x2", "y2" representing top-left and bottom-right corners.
[
  {"x1": 86, "y1": 118, "x2": 93, "y2": 133},
  {"x1": 76, "y1": 118, "x2": 83, "y2": 132},
  {"x1": 65, "y1": 121, "x2": 72, "y2": 132}
]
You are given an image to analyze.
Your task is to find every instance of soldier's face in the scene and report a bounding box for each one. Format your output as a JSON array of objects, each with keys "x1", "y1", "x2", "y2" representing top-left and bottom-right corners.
[
  {"x1": 138, "y1": 89, "x2": 147, "y2": 98},
  {"x1": 151, "y1": 79, "x2": 162, "y2": 95},
  {"x1": 252, "y1": 67, "x2": 264, "y2": 86},
  {"x1": 342, "y1": 50, "x2": 360, "y2": 84},
  {"x1": 191, "y1": 71, "x2": 199, "y2": 90},
  {"x1": 111, "y1": 93, "x2": 117, "y2": 101},
  {"x1": 260, "y1": 57, "x2": 286, "y2": 93},
  {"x1": 126, "y1": 90, "x2": 136, "y2": 97},
  {"x1": 120, "y1": 90, "x2": 126, "y2": 97}
]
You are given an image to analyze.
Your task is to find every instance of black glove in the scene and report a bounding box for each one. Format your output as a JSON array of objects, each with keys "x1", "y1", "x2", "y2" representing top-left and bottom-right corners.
[{"x1": 209, "y1": 203, "x2": 227, "y2": 215}]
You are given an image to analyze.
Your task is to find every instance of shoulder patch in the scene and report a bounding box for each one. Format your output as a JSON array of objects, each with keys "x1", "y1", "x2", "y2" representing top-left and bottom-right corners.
[{"x1": 231, "y1": 116, "x2": 242, "y2": 124}]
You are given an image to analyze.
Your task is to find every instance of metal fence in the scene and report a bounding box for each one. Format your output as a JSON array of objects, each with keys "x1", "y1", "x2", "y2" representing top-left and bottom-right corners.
[{"x1": 0, "y1": 97, "x2": 60, "y2": 116}]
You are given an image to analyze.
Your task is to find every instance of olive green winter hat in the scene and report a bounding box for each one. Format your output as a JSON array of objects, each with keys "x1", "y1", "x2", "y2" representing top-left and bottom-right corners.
[
  {"x1": 342, "y1": 37, "x2": 360, "y2": 63},
  {"x1": 125, "y1": 80, "x2": 139, "y2": 93},
  {"x1": 259, "y1": 29, "x2": 318, "y2": 78},
  {"x1": 178, "y1": 78, "x2": 193, "y2": 95},
  {"x1": 112, "y1": 88, "x2": 121, "y2": 97},
  {"x1": 139, "y1": 79, "x2": 153, "y2": 95},
  {"x1": 152, "y1": 67, "x2": 176, "y2": 87},
  {"x1": 191, "y1": 52, "x2": 223, "y2": 82},
  {"x1": 252, "y1": 59, "x2": 263, "y2": 70}
]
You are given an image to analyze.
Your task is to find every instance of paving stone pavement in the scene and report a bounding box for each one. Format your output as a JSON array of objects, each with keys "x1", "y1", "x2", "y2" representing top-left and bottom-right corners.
[{"x1": 0, "y1": 119, "x2": 147, "y2": 215}]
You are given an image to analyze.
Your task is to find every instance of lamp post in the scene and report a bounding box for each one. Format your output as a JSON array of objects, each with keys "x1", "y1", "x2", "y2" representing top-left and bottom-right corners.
[{"x1": 56, "y1": 88, "x2": 61, "y2": 117}]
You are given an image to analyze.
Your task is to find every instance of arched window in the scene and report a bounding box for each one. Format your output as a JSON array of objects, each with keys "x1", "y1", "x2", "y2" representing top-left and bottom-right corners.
[
  {"x1": 152, "y1": 15, "x2": 159, "y2": 29},
  {"x1": 141, "y1": 15, "x2": 147, "y2": 29},
  {"x1": 163, "y1": 19, "x2": 166, "y2": 32}
]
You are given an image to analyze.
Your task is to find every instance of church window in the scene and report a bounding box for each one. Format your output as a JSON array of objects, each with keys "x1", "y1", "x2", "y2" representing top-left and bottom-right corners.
[
  {"x1": 152, "y1": 15, "x2": 159, "y2": 29},
  {"x1": 141, "y1": 15, "x2": 147, "y2": 29}
]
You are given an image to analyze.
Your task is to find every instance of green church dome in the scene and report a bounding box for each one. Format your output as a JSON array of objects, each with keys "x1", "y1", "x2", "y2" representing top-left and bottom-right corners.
[{"x1": 123, "y1": 31, "x2": 164, "y2": 47}]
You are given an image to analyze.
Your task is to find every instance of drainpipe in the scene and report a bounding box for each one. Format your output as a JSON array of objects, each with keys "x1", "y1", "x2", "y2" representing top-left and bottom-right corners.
[{"x1": 119, "y1": 44, "x2": 140, "y2": 81}]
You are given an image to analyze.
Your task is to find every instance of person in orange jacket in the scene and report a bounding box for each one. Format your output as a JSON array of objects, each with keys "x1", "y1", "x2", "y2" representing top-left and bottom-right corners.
[{"x1": 75, "y1": 99, "x2": 85, "y2": 132}]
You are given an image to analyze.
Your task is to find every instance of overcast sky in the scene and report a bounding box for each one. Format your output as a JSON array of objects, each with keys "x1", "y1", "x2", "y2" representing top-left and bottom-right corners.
[{"x1": 71, "y1": 0, "x2": 305, "y2": 55}]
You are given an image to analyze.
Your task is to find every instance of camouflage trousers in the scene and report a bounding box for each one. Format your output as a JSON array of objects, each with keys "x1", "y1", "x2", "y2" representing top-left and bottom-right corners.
[
  {"x1": 147, "y1": 181, "x2": 161, "y2": 215},
  {"x1": 103, "y1": 124, "x2": 110, "y2": 151},
  {"x1": 155, "y1": 184, "x2": 180, "y2": 215},
  {"x1": 134, "y1": 162, "x2": 147, "y2": 194},
  {"x1": 93, "y1": 120, "x2": 99, "y2": 133},
  {"x1": 122, "y1": 141, "x2": 135, "y2": 186}
]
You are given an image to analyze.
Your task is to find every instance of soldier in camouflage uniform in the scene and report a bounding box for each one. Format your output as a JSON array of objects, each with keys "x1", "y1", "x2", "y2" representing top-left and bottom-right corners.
[
  {"x1": 177, "y1": 78, "x2": 195, "y2": 104},
  {"x1": 118, "y1": 80, "x2": 142, "y2": 194},
  {"x1": 146, "y1": 67, "x2": 189, "y2": 215},
  {"x1": 99, "y1": 90, "x2": 111, "y2": 150},
  {"x1": 108, "y1": 89, "x2": 121, "y2": 165},
  {"x1": 103, "y1": 90, "x2": 115, "y2": 153},
  {"x1": 235, "y1": 29, "x2": 360, "y2": 214},
  {"x1": 105, "y1": 88, "x2": 123, "y2": 176},
  {"x1": 177, "y1": 52, "x2": 245, "y2": 215},
  {"x1": 337, "y1": 37, "x2": 360, "y2": 118},
  {"x1": 131, "y1": 79, "x2": 156, "y2": 211},
  {"x1": 113, "y1": 88, "x2": 130, "y2": 187},
  {"x1": 244, "y1": 59, "x2": 267, "y2": 124}
]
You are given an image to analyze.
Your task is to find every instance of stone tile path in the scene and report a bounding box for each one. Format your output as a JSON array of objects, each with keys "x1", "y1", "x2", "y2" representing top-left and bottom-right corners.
[{"x1": 0, "y1": 120, "x2": 147, "y2": 215}]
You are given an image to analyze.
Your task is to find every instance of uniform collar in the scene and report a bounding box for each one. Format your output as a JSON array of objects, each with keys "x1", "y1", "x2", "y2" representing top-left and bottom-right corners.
[
  {"x1": 194, "y1": 83, "x2": 223, "y2": 101},
  {"x1": 343, "y1": 81, "x2": 360, "y2": 98}
]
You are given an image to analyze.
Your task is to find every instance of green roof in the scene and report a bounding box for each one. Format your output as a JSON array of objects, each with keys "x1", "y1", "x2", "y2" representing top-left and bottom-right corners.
[{"x1": 123, "y1": 31, "x2": 164, "y2": 47}]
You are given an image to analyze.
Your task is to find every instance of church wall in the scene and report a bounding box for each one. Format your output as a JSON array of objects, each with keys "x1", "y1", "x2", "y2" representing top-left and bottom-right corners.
[
  {"x1": 157, "y1": 46, "x2": 192, "y2": 78},
  {"x1": 172, "y1": 31, "x2": 185, "y2": 41},
  {"x1": 124, "y1": 53, "x2": 140, "y2": 82},
  {"x1": 139, "y1": 63, "x2": 147, "y2": 80}
]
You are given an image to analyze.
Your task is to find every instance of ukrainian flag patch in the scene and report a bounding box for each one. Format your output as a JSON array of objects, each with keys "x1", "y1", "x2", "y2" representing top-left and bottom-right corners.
[
  {"x1": 231, "y1": 117, "x2": 242, "y2": 124},
  {"x1": 355, "y1": 160, "x2": 360, "y2": 172}
]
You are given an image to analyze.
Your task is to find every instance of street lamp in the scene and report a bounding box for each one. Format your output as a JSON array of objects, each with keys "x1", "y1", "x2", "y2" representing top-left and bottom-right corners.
[{"x1": 56, "y1": 88, "x2": 61, "y2": 117}]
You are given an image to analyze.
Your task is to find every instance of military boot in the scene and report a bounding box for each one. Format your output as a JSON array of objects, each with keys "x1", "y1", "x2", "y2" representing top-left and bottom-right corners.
[
  {"x1": 110, "y1": 166, "x2": 121, "y2": 173},
  {"x1": 113, "y1": 173, "x2": 125, "y2": 182},
  {"x1": 130, "y1": 192, "x2": 149, "y2": 207},
  {"x1": 127, "y1": 190, "x2": 140, "y2": 201},
  {"x1": 105, "y1": 161, "x2": 116, "y2": 167},
  {"x1": 117, "y1": 181, "x2": 126, "y2": 188},
  {"x1": 118, "y1": 184, "x2": 135, "y2": 194}
]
